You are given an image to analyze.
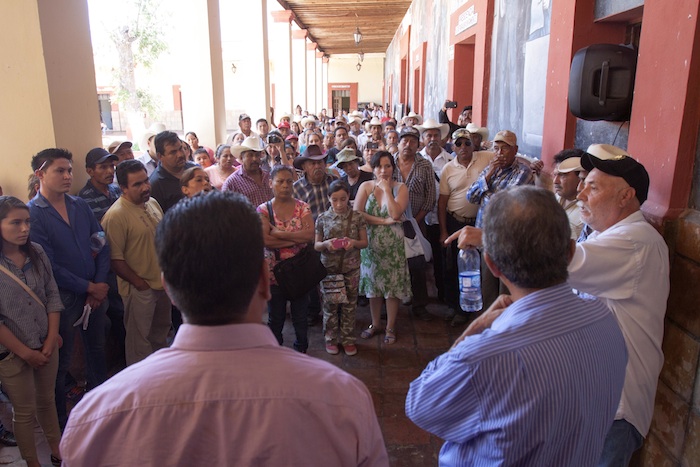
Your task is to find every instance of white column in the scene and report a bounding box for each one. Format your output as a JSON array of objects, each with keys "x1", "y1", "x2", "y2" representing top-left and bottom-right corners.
[
  {"x1": 292, "y1": 28, "x2": 308, "y2": 111},
  {"x1": 306, "y1": 42, "x2": 317, "y2": 113},
  {"x1": 179, "y1": 0, "x2": 227, "y2": 147},
  {"x1": 269, "y1": 9, "x2": 294, "y2": 117}
]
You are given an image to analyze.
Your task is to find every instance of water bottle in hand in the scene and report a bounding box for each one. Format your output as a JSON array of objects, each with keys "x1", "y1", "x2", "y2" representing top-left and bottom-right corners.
[{"x1": 458, "y1": 248, "x2": 482, "y2": 312}]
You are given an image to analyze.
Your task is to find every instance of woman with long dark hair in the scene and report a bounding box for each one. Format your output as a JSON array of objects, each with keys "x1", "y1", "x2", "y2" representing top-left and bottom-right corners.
[{"x1": 0, "y1": 196, "x2": 62, "y2": 466}]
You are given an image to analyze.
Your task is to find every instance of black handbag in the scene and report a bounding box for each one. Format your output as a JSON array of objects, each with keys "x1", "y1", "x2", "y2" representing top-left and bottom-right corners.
[{"x1": 267, "y1": 201, "x2": 327, "y2": 299}]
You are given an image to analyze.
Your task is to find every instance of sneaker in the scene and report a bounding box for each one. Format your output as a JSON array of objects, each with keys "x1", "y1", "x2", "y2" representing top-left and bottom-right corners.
[
  {"x1": 325, "y1": 343, "x2": 339, "y2": 355},
  {"x1": 0, "y1": 429, "x2": 17, "y2": 447},
  {"x1": 343, "y1": 344, "x2": 358, "y2": 356}
]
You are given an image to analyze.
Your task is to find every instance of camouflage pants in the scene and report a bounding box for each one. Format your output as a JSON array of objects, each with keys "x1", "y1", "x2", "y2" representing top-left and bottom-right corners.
[{"x1": 322, "y1": 268, "x2": 360, "y2": 346}]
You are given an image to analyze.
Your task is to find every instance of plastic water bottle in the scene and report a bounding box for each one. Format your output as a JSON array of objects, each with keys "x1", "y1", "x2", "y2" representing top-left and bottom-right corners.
[
  {"x1": 458, "y1": 248, "x2": 482, "y2": 312},
  {"x1": 90, "y1": 231, "x2": 106, "y2": 254}
]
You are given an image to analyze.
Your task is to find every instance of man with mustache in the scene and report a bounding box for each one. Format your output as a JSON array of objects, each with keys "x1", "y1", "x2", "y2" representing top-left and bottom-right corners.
[
  {"x1": 222, "y1": 137, "x2": 273, "y2": 207},
  {"x1": 149, "y1": 131, "x2": 196, "y2": 213},
  {"x1": 102, "y1": 160, "x2": 171, "y2": 366},
  {"x1": 552, "y1": 149, "x2": 585, "y2": 239}
]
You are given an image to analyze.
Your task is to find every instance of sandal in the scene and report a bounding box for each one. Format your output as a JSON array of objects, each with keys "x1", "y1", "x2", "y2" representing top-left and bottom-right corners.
[
  {"x1": 384, "y1": 328, "x2": 396, "y2": 345},
  {"x1": 361, "y1": 324, "x2": 381, "y2": 339}
]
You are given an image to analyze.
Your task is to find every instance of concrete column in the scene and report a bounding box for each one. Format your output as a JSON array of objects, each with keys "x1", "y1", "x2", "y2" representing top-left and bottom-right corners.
[
  {"x1": 627, "y1": 0, "x2": 700, "y2": 222},
  {"x1": 322, "y1": 56, "x2": 330, "y2": 110},
  {"x1": 0, "y1": 0, "x2": 101, "y2": 197},
  {"x1": 316, "y1": 52, "x2": 324, "y2": 114},
  {"x1": 179, "y1": 0, "x2": 227, "y2": 148},
  {"x1": 306, "y1": 41, "x2": 317, "y2": 113},
  {"x1": 270, "y1": 10, "x2": 294, "y2": 117},
  {"x1": 292, "y1": 29, "x2": 308, "y2": 111}
]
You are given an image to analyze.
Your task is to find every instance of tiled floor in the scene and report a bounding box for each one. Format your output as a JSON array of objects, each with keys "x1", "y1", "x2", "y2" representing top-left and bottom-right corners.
[{"x1": 296, "y1": 298, "x2": 468, "y2": 467}]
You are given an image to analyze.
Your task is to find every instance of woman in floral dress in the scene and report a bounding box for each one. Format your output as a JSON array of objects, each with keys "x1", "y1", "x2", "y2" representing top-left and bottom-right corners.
[{"x1": 354, "y1": 151, "x2": 411, "y2": 344}]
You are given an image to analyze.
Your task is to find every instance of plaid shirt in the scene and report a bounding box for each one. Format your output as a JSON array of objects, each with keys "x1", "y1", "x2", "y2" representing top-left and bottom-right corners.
[
  {"x1": 222, "y1": 168, "x2": 273, "y2": 207},
  {"x1": 466, "y1": 158, "x2": 534, "y2": 227},
  {"x1": 394, "y1": 154, "x2": 437, "y2": 218},
  {"x1": 293, "y1": 173, "x2": 337, "y2": 221},
  {"x1": 78, "y1": 180, "x2": 121, "y2": 222}
]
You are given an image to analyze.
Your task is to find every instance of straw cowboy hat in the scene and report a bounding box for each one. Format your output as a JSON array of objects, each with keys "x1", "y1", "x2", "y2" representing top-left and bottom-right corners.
[
  {"x1": 402, "y1": 111, "x2": 423, "y2": 126},
  {"x1": 231, "y1": 136, "x2": 265, "y2": 158},
  {"x1": 416, "y1": 118, "x2": 450, "y2": 140},
  {"x1": 466, "y1": 123, "x2": 489, "y2": 141}
]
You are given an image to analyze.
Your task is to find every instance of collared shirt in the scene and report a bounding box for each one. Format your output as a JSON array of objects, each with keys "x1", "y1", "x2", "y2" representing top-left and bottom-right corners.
[
  {"x1": 556, "y1": 193, "x2": 583, "y2": 240},
  {"x1": 293, "y1": 173, "x2": 337, "y2": 221},
  {"x1": 420, "y1": 148, "x2": 453, "y2": 225},
  {"x1": 101, "y1": 196, "x2": 164, "y2": 294},
  {"x1": 221, "y1": 168, "x2": 273, "y2": 207},
  {"x1": 466, "y1": 158, "x2": 534, "y2": 227},
  {"x1": 78, "y1": 180, "x2": 121, "y2": 222},
  {"x1": 28, "y1": 193, "x2": 110, "y2": 294},
  {"x1": 406, "y1": 283, "x2": 627, "y2": 466},
  {"x1": 0, "y1": 244, "x2": 63, "y2": 352},
  {"x1": 569, "y1": 210, "x2": 670, "y2": 436},
  {"x1": 439, "y1": 151, "x2": 493, "y2": 220},
  {"x1": 394, "y1": 153, "x2": 437, "y2": 218},
  {"x1": 61, "y1": 323, "x2": 388, "y2": 466},
  {"x1": 149, "y1": 161, "x2": 196, "y2": 213},
  {"x1": 315, "y1": 208, "x2": 367, "y2": 274},
  {"x1": 136, "y1": 152, "x2": 158, "y2": 177}
]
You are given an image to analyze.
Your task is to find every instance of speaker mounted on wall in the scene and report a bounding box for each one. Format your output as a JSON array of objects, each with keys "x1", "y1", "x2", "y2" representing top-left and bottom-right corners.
[{"x1": 568, "y1": 44, "x2": 637, "y2": 122}]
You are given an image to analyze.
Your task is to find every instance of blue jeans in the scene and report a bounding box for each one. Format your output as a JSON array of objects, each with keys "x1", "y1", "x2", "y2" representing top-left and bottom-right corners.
[
  {"x1": 268, "y1": 285, "x2": 309, "y2": 352},
  {"x1": 598, "y1": 419, "x2": 643, "y2": 467},
  {"x1": 56, "y1": 290, "x2": 108, "y2": 429}
]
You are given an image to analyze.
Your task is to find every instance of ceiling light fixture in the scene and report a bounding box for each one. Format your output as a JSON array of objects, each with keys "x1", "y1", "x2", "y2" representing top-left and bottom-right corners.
[
  {"x1": 231, "y1": 63, "x2": 237, "y2": 74},
  {"x1": 356, "y1": 61, "x2": 362, "y2": 71},
  {"x1": 354, "y1": 27, "x2": 362, "y2": 45},
  {"x1": 358, "y1": 51, "x2": 365, "y2": 62}
]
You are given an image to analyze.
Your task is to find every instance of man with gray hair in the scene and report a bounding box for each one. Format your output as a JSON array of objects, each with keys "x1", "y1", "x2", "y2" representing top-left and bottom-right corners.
[{"x1": 407, "y1": 186, "x2": 627, "y2": 466}]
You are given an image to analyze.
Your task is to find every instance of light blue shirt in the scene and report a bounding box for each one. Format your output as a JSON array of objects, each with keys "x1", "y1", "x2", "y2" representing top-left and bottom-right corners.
[{"x1": 406, "y1": 283, "x2": 627, "y2": 466}]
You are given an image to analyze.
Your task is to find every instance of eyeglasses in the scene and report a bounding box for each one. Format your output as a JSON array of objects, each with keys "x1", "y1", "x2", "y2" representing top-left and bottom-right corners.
[{"x1": 454, "y1": 140, "x2": 472, "y2": 147}]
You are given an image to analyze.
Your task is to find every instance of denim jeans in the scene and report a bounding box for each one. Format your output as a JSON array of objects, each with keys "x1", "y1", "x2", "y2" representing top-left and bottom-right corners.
[
  {"x1": 268, "y1": 285, "x2": 309, "y2": 352},
  {"x1": 598, "y1": 419, "x2": 643, "y2": 467},
  {"x1": 56, "y1": 289, "x2": 108, "y2": 429}
]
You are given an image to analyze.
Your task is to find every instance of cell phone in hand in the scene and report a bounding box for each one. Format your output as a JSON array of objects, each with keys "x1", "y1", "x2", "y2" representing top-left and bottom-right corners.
[{"x1": 445, "y1": 100, "x2": 458, "y2": 108}]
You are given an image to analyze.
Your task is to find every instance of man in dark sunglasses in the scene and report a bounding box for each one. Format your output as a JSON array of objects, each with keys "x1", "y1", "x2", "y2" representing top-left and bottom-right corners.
[{"x1": 439, "y1": 129, "x2": 494, "y2": 326}]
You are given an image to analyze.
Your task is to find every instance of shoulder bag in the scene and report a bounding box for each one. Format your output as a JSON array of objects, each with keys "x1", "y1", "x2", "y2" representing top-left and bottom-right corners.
[{"x1": 266, "y1": 201, "x2": 327, "y2": 299}]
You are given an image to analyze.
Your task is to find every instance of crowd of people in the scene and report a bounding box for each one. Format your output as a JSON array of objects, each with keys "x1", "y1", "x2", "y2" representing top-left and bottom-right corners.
[{"x1": 0, "y1": 100, "x2": 669, "y2": 466}]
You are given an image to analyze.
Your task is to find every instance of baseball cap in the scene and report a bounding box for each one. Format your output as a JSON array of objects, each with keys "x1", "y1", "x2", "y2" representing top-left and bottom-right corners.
[
  {"x1": 398, "y1": 126, "x2": 420, "y2": 141},
  {"x1": 85, "y1": 148, "x2": 117, "y2": 168},
  {"x1": 581, "y1": 144, "x2": 650, "y2": 204},
  {"x1": 239, "y1": 113, "x2": 251, "y2": 121},
  {"x1": 107, "y1": 140, "x2": 133, "y2": 154},
  {"x1": 493, "y1": 130, "x2": 517, "y2": 147}
]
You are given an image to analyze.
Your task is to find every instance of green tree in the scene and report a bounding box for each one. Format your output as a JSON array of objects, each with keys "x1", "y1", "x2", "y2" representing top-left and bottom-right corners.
[{"x1": 108, "y1": 0, "x2": 167, "y2": 144}]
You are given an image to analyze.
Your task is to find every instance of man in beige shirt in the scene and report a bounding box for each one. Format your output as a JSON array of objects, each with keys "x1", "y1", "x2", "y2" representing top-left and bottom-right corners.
[
  {"x1": 102, "y1": 160, "x2": 171, "y2": 365},
  {"x1": 438, "y1": 128, "x2": 492, "y2": 326},
  {"x1": 552, "y1": 149, "x2": 584, "y2": 240}
]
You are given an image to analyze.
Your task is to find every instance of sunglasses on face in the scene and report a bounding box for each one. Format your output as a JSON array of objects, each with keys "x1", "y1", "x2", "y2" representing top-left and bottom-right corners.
[{"x1": 454, "y1": 140, "x2": 472, "y2": 147}]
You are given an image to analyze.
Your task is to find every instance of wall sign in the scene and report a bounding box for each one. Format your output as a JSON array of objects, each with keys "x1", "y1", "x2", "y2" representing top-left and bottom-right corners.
[{"x1": 455, "y1": 5, "x2": 478, "y2": 36}]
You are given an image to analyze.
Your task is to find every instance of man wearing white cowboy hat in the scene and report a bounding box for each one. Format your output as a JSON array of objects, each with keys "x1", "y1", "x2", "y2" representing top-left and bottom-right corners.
[
  {"x1": 465, "y1": 123, "x2": 490, "y2": 151},
  {"x1": 221, "y1": 136, "x2": 273, "y2": 208},
  {"x1": 348, "y1": 116, "x2": 364, "y2": 140},
  {"x1": 402, "y1": 111, "x2": 423, "y2": 127},
  {"x1": 137, "y1": 123, "x2": 167, "y2": 177},
  {"x1": 358, "y1": 117, "x2": 386, "y2": 151},
  {"x1": 416, "y1": 118, "x2": 453, "y2": 305},
  {"x1": 293, "y1": 144, "x2": 339, "y2": 326}
]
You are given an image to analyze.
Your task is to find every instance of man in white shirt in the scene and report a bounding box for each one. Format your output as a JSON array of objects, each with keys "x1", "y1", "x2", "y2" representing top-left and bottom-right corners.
[{"x1": 570, "y1": 144, "x2": 670, "y2": 466}]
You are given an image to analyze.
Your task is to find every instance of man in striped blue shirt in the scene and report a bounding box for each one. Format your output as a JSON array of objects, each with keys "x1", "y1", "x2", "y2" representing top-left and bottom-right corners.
[{"x1": 406, "y1": 186, "x2": 627, "y2": 466}]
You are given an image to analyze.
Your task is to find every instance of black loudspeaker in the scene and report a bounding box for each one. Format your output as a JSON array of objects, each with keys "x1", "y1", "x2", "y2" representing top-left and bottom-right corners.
[{"x1": 568, "y1": 44, "x2": 637, "y2": 121}]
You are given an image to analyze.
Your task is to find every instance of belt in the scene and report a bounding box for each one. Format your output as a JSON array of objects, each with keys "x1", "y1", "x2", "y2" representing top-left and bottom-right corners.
[{"x1": 448, "y1": 211, "x2": 476, "y2": 225}]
